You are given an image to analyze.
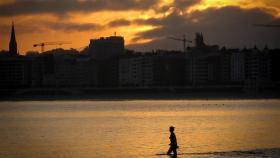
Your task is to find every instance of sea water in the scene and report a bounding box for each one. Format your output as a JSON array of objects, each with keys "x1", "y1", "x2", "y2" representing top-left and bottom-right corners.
[{"x1": 0, "y1": 100, "x2": 279, "y2": 158}]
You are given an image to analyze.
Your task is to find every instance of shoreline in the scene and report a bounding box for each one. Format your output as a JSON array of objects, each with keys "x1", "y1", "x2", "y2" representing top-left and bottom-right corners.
[{"x1": 1, "y1": 92, "x2": 280, "y2": 101}]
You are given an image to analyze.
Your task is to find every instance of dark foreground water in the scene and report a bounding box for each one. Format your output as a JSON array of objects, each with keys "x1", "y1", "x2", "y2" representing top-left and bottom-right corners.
[{"x1": 0, "y1": 100, "x2": 279, "y2": 158}]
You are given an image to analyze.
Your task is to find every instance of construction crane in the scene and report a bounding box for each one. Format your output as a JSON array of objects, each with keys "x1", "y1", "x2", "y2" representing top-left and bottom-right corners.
[
  {"x1": 168, "y1": 34, "x2": 192, "y2": 52},
  {"x1": 33, "y1": 41, "x2": 72, "y2": 53}
]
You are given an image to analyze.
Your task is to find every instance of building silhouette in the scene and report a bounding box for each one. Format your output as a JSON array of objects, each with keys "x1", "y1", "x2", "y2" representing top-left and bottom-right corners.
[
  {"x1": 0, "y1": 27, "x2": 280, "y2": 95},
  {"x1": 195, "y1": 32, "x2": 206, "y2": 48},
  {"x1": 87, "y1": 36, "x2": 125, "y2": 87},
  {"x1": 88, "y1": 36, "x2": 124, "y2": 60},
  {"x1": 0, "y1": 23, "x2": 32, "y2": 89},
  {"x1": 0, "y1": 57, "x2": 31, "y2": 88},
  {"x1": 9, "y1": 22, "x2": 18, "y2": 56},
  {"x1": 119, "y1": 54, "x2": 143, "y2": 86},
  {"x1": 243, "y1": 46, "x2": 272, "y2": 92},
  {"x1": 186, "y1": 33, "x2": 221, "y2": 85}
]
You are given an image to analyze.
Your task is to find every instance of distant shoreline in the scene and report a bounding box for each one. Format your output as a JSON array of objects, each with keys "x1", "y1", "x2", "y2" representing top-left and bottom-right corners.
[{"x1": 1, "y1": 91, "x2": 279, "y2": 101}]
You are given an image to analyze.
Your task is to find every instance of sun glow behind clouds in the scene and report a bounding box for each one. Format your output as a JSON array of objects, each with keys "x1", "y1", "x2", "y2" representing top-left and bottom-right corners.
[{"x1": 1, "y1": 0, "x2": 280, "y2": 53}]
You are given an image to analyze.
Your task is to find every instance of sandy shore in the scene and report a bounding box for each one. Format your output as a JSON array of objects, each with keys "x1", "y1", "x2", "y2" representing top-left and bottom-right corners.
[{"x1": 1, "y1": 91, "x2": 279, "y2": 101}]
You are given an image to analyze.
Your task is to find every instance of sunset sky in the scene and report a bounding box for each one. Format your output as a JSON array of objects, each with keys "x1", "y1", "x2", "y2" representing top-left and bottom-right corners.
[{"x1": 0, "y1": 0, "x2": 280, "y2": 54}]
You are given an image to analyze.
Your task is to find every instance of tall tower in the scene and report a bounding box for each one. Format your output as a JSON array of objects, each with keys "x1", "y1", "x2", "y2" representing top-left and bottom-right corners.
[
  {"x1": 9, "y1": 22, "x2": 18, "y2": 55},
  {"x1": 195, "y1": 32, "x2": 205, "y2": 48}
]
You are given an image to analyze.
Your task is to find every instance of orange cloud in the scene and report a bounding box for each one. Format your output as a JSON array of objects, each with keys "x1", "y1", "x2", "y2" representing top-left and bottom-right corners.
[{"x1": 0, "y1": 0, "x2": 279, "y2": 53}]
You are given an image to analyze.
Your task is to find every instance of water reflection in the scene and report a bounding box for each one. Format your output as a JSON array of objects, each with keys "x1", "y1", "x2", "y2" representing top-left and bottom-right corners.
[{"x1": 0, "y1": 100, "x2": 279, "y2": 158}]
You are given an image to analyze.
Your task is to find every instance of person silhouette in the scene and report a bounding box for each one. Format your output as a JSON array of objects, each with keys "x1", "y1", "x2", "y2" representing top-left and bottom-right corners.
[{"x1": 167, "y1": 126, "x2": 178, "y2": 156}]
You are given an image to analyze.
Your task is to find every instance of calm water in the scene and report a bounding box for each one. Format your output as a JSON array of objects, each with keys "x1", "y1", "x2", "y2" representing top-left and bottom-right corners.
[{"x1": 0, "y1": 100, "x2": 280, "y2": 158}]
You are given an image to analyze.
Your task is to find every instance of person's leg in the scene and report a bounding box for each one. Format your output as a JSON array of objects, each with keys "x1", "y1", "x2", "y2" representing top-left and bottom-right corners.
[
  {"x1": 167, "y1": 146, "x2": 173, "y2": 155},
  {"x1": 170, "y1": 146, "x2": 177, "y2": 155},
  {"x1": 172, "y1": 147, "x2": 177, "y2": 155}
]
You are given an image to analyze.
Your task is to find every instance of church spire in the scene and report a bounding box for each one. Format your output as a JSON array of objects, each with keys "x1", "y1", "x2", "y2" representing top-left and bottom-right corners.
[{"x1": 9, "y1": 21, "x2": 18, "y2": 55}]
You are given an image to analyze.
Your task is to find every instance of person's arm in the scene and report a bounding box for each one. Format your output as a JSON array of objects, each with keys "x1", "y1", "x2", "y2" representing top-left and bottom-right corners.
[{"x1": 174, "y1": 134, "x2": 177, "y2": 145}]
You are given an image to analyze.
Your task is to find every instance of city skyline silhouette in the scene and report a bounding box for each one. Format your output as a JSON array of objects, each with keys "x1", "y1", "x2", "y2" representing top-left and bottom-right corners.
[{"x1": 1, "y1": 21, "x2": 279, "y2": 98}]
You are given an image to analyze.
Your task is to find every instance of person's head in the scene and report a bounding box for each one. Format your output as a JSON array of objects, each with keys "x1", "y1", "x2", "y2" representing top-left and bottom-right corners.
[{"x1": 169, "y1": 126, "x2": 175, "y2": 132}]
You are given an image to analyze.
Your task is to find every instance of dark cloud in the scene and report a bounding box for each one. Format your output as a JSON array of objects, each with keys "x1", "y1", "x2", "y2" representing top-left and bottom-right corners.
[
  {"x1": 108, "y1": 19, "x2": 131, "y2": 27},
  {"x1": 136, "y1": 12, "x2": 189, "y2": 39},
  {"x1": 0, "y1": 21, "x2": 102, "y2": 35},
  {"x1": 134, "y1": 18, "x2": 162, "y2": 26},
  {"x1": 128, "y1": 38, "x2": 184, "y2": 51},
  {"x1": 174, "y1": 0, "x2": 202, "y2": 10},
  {"x1": 44, "y1": 22, "x2": 102, "y2": 32},
  {"x1": 107, "y1": 18, "x2": 162, "y2": 28},
  {"x1": 0, "y1": 0, "x2": 160, "y2": 17},
  {"x1": 128, "y1": 6, "x2": 280, "y2": 51},
  {"x1": 0, "y1": 23, "x2": 44, "y2": 34}
]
